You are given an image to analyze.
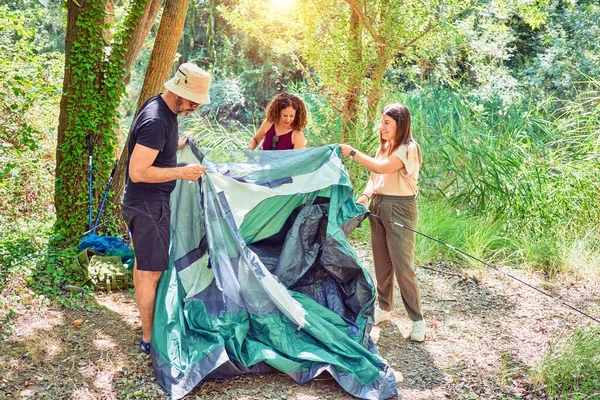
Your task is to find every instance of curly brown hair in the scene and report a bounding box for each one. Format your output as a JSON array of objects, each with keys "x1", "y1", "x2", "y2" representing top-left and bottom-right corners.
[{"x1": 265, "y1": 92, "x2": 308, "y2": 131}]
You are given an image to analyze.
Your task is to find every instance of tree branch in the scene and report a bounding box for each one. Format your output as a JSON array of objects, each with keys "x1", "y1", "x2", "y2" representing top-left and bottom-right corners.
[
  {"x1": 397, "y1": 5, "x2": 476, "y2": 55},
  {"x1": 343, "y1": 0, "x2": 385, "y2": 48},
  {"x1": 290, "y1": 53, "x2": 347, "y2": 117}
]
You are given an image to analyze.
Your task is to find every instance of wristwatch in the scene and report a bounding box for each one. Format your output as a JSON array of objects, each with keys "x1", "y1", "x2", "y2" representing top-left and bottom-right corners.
[{"x1": 349, "y1": 149, "x2": 356, "y2": 158}]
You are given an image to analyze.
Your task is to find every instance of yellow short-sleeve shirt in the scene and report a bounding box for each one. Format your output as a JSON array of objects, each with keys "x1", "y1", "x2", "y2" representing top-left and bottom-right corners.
[{"x1": 372, "y1": 141, "x2": 422, "y2": 197}]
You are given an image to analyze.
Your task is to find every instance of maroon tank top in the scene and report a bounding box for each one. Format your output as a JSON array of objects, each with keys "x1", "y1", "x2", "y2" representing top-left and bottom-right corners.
[{"x1": 263, "y1": 124, "x2": 294, "y2": 150}]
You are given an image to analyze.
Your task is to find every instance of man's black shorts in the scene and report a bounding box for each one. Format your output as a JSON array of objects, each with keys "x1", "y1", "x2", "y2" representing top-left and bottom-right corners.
[{"x1": 122, "y1": 199, "x2": 171, "y2": 272}]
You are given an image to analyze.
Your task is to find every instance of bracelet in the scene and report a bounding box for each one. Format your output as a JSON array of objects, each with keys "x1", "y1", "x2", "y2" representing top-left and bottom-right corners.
[{"x1": 359, "y1": 193, "x2": 370, "y2": 200}]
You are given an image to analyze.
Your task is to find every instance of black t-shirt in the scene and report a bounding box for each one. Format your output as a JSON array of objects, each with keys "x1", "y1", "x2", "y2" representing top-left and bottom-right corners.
[{"x1": 123, "y1": 95, "x2": 179, "y2": 202}]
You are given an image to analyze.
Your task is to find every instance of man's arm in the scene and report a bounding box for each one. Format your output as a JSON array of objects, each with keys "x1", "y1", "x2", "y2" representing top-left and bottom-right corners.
[{"x1": 129, "y1": 143, "x2": 205, "y2": 183}]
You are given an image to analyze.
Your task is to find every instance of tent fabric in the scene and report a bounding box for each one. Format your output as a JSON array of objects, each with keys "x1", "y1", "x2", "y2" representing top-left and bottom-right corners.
[{"x1": 152, "y1": 144, "x2": 399, "y2": 400}]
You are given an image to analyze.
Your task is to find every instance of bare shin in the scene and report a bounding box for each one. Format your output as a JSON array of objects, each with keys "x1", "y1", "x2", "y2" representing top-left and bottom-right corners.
[{"x1": 133, "y1": 263, "x2": 163, "y2": 343}]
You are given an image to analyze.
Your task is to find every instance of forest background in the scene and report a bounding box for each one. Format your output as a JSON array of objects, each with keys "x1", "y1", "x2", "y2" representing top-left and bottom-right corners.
[{"x1": 0, "y1": 0, "x2": 599, "y2": 397}]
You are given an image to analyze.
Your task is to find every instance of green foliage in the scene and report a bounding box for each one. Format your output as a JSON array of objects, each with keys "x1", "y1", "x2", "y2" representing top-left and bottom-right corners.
[
  {"x1": 219, "y1": 0, "x2": 376, "y2": 119},
  {"x1": 199, "y1": 78, "x2": 247, "y2": 122},
  {"x1": 2, "y1": 0, "x2": 599, "y2": 294},
  {"x1": 523, "y1": 1, "x2": 600, "y2": 99},
  {"x1": 532, "y1": 327, "x2": 600, "y2": 398},
  {"x1": 220, "y1": 0, "x2": 550, "y2": 124},
  {"x1": 181, "y1": 0, "x2": 303, "y2": 124},
  {"x1": 0, "y1": 4, "x2": 61, "y2": 292},
  {"x1": 299, "y1": 80, "x2": 376, "y2": 192},
  {"x1": 0, "y1": 6, "x2": 62, "y2": 180},
  {"x1": 29, "y1": 245, "x2": 85, "y2": 300},
  {"x1": 229, "y1": 57, "x2": 302, "y2": 123},
  {"x1": 298, "y1": 84, "x2": 346, "y2": 147},
  {"x1": 0, "y1": 306, "x2": 16, "y2": 340},
  {"x1": 0, "y1": 223, "x2": 51, "y2": 285},
  {"x1": 308, "y1": 83, "x2": 598, "y2": 273},
  {"x1": 182, "y1": 115, "x2": 253, "y2": 150},
  {"x1": 406, "y1": 88, "x2": 597, "y2": 272},
  {"x1": 0, "y1": 222, "x2": 86, "y2": 304},
  {"x1": 0, "y1": 0, "x2": 65, "y2": 53}
]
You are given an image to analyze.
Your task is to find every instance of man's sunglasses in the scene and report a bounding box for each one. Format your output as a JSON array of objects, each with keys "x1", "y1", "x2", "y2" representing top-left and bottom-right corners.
[{"x1": 271, "y1": 135, "x2": 279, "y2": 150}]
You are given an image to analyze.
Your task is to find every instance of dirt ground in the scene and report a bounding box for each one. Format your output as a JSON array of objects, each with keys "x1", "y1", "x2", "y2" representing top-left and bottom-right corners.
[{"x1": 1, "y1": 242, "x2": 599, "y2": 400}]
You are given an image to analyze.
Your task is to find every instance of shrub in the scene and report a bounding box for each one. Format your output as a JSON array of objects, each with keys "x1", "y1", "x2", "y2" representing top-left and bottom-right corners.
[{"x1": 532, "y1": 327, "x2": 600, "y2": 399}]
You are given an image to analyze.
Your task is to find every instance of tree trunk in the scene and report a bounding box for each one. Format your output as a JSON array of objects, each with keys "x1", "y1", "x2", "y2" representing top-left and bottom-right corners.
[
  {"x1": 117, "y1": 0, "x2": 162, "y2": 152},
  {"x1": 111, "y1": 0, "x2": 191, "y2": 219},
  {"x1": 366, "y1": 46, "x2": 393, "y2": 120},
  {"x1": 55, "y1": 0, "x2": 107, "y2": 241},
  {"x1": 54, "y1": 0, "x2": 158, "y2": 240},
  {"x1": 124, "y1": 0, "x2": 163, "y2": 84},
  {"x1": 104, "y1": 0, "x2": 114, "y2": 44},
  {"x1": 138, "y1": 0, "x2": 191, "y2": 110},
  {"x1": 55, "y1": 1, "x2": 81, "y2": 179},
  {"x1": 341, "y1": 8, "x2": 362, "y2": 142},
  {"x1": 365, "y1": 0, "x2": 392, "y2": 120}
]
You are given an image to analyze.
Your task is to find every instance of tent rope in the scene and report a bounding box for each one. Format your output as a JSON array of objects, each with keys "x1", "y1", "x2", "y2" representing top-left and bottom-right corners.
[{"x1": 369, "y1": 213, "x2": 600, "y2": 325}]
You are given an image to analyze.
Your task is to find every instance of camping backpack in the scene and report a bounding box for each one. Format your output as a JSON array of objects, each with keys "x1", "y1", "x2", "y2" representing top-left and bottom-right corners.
[{"x1": 73, "y1": 248, "x2": 133, "y2": 291}]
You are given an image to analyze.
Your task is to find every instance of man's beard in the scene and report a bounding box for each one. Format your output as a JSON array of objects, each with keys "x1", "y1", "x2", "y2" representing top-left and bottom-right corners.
[
  {"x1": 175, "y1": 97, "x2": 195, "y2": 115},
  {"x1": 175, "y1": 97, "x2": 186, "y2": 115}
]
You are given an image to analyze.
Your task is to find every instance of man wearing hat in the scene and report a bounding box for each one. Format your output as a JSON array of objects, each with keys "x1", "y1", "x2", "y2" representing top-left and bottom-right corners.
[{"x1": 121, "y1": 63, "x2": 211, "y2": 355}]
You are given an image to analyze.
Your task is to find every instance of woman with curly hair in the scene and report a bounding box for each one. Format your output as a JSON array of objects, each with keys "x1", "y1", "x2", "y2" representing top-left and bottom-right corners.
[{"x1": 248, "y1": 92, "x2": 308, "y2": 150}]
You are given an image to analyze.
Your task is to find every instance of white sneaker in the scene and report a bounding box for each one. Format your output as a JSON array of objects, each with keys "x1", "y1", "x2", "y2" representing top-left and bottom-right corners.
[
  {"x1": 410, "y1": 320, "x2": 425, "y2": 342},
  {"x1": 374, "y1": 308, "x2": 391, "y2": 325}
]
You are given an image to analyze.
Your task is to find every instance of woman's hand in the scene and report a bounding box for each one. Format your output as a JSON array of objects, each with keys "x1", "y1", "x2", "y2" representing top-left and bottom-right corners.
[
  {"x1": 357, "y1": 194, "x2": 369, "y2": 206},
  {"x1": 339, "y1": 144, "x2": 355, "y2": 158}
]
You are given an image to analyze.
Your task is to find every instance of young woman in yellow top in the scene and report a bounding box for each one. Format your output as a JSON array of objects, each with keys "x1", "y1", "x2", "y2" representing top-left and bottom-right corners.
[{"x1": 339, "y1": 103, "x2": 425, "y2": 342}]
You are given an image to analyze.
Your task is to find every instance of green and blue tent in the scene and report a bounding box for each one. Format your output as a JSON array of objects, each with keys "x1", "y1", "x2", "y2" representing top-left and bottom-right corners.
[{"x1": 152, "y1": 144, "x2": 399, "y2": 399}]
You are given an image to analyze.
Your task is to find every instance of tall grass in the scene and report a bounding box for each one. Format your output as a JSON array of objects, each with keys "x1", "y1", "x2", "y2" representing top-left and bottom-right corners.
[
  {"x1": 181, "y1": 115, "x2": 254, "y2": 150},
  {"x1": 415, "y1": 200, "x2": 510, "y2": 269},
  {"x1": 386, "y1": 86, "x2": 600, "y2": 274},
  {"x1": 532, "y1": 327, "x2": 600, "y2": 399},
  {"x1": 350, "y1": 199, "x2": 509, "y2": 269}
]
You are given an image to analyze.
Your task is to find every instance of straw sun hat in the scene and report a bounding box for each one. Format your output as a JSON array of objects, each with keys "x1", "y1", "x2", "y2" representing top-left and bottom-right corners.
[{"x1": 164, "y1": 63, "x2": 211, "y2": 104}]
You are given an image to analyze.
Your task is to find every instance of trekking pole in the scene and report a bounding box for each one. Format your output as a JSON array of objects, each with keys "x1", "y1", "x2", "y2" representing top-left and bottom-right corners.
[
  {"x1": 87, "y1": 134, "x2": 94, "y2": 230},
  {"x1": 92, "y1": 161, "x2": 117, "y2": 234}
]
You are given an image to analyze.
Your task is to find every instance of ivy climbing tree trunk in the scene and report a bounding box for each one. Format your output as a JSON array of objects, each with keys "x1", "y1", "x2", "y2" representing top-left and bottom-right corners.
[
  {"x1": 55, "y1": 0, "x2": 107, "y2": 241},
  {"x1": 111, "y1": 0, "x2": 191, "y2": 220},
  {"x1": 54, "y1": 0, "x2": 154, "y2": 241}
]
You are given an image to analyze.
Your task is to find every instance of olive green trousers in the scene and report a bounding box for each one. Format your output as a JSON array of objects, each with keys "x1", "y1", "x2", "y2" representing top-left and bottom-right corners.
[{"x1": 369, "y1": 194, "x2": 423, "y2": 321}]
